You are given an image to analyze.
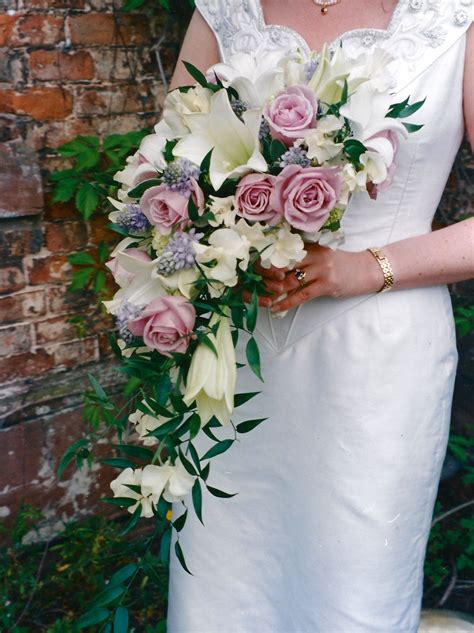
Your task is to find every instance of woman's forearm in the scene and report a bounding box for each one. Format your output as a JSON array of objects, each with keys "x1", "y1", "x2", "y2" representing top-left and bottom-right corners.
[{"x1": 382, "y1": 217, "x2": 474, "y2": 290}]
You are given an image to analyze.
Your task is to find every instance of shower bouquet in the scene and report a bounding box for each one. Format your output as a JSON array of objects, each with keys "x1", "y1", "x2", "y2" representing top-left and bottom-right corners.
[{"x1": 103, "y1": 43, "x2": 423, "y2": 570}]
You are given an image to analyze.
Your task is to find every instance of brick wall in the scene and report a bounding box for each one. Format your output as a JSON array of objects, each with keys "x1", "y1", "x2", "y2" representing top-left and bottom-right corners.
[{"x1": 0, "y1": 0, "x2": 188, "y2": 533}]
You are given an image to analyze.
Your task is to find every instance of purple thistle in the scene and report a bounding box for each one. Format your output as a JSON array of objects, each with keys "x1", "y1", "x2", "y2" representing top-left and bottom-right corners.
[
  {"x1": 280, "y1": 146, "x2": 311, "y2": 168},
  {"x1": 304, "y1": 59, "x2": 319, "y2": 81},
  {"x1": 156, "y1": 229, "x2": 203, "y2": 276},
  {"x1": 117, "y1": 302, "x2": 144, "y2": 344},
  {"x1": 162, "y1": 158, "x2": 201, "y2": 196},
  {"x1": 115, "y1": 204, "x2": 151, "y2": 234}
]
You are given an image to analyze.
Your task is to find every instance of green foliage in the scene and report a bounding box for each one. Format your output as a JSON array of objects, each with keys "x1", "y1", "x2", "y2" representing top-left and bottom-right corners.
[
  {"x1": 454, "y1": 304, "x2": 474, "y2": 338},
  {"x1": 0, "y1": 507, "x2": 168, "y2": 632}
]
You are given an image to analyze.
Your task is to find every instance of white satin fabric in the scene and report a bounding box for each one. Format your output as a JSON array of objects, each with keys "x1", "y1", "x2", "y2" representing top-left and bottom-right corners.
[{"x1": 167, "y1": 2, "x2": 471, "y2": 631}]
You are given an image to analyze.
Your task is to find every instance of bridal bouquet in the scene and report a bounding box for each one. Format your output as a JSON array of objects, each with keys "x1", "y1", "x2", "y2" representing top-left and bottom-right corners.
[{"x1": 103, "y1": 44, "x2": 423, "y2": 570}]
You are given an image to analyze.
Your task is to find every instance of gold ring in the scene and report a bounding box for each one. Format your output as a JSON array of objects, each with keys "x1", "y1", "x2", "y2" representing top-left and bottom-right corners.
[{"x1": 294, "y1": 268, "x2": 306, "y2": 287}]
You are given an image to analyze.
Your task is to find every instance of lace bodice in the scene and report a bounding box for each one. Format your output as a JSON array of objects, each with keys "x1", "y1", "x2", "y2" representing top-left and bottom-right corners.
[{"x1": 195, "y1": 0, "x2": 472, "y2": 93}]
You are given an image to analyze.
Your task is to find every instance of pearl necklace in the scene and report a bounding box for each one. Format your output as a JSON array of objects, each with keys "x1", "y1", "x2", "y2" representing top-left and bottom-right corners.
[{"x1": 313, "y1": 0, "x2": 342, "y2": 15}]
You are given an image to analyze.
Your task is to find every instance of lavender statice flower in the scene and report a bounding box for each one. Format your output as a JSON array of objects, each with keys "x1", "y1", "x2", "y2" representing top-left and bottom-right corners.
[
  {"x1": 230, "y1": 98, "x2": 249, "y2": 120},
  {"x1": 156, "y1": 229, "x2": 203, "y2": 277},
  {"x1": 259, "y1": 117, "x2": 271, "y2": 141},
  {"x1": 280, "y1": 146, "x2": 311, "y2": 168},
  {"x1": 115, "y1": 204, "x2": 151, "y2": 234},
  {"x1": 162, "y1": 158, "x2": 201, "y2": 195},
  {"x1": 304, "y1": 58, "x2": 319, "y2": 81},
  {"x1": 117, "y1": 302, "x2": 144, "y2": 344}
]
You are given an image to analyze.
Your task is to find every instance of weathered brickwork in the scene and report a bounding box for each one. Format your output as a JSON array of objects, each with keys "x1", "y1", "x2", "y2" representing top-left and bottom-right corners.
[{"x1": 0, "y1": 0, "x2": 188, "y2": 533}]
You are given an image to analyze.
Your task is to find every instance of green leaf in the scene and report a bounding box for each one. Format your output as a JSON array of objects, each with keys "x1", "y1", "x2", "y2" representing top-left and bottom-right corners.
[
  {"x1": 75, "y1": 607, "x2": 110, "y2": 629},
  {"x1": 52, "y1": 177, "x2": 79, "y2": 203},
  {"x1": 75, "y1": 150, "x2": 100, "y2": 171},
  {"x1": 234, "y1": 391, "x2": 260, "y2": 407},
  {"x1": 343, "y1": 139, "x2": 367, "y2": 163},
  {"x1": 69, "y1": 267, "x2": 94, "y2": 291},
  {"x1": 68, "y1": 252, "x2": 95, "y2": 266},
  {"x1": 192, "y1": 479, "x2": 203, "y2": 524},
  {"x1": 120, "y1": 505, "x2": 142, "y2": 536},
  {"x1": 402, "y1": 122, "x2": 424, "y2": 133},
  {"x1": 246, "y1": 288, "x2": 258, "y2": 333},
  {"x1": 182, "y1": 61, "x2": 208, "y2": 87},
  {"x1": 57, "y1": 450, "x2": 77, "y2": 479},
  {"x1": 75, "y1": 182, "x2": 100, "y2": 219},
  {"x1": 57, "y1": 438, "x2": 89, "y2": 478},
  {"x1": 173, "y1": 509, "x2": 188, "y2": 532},
  {"x1": 200, "y1": 148, "x2": 213, "y2": 174},
  {"x1": 246, "y1": 337, "x2": 263, "y2": 381},
  {"x1": 93, "y1": 585, "x2": 125, "y2": 608},
  {"x1": 127, "y1": 179, "x2": 161, "y2": 200},
  {"x1": 89, "y1": 373, "x2": 107, "y2": 400},
  {"x1": 206, "y1": 485, "x2": 237, "y2": 498},
  {"x1": 100, "y1": 458, "x2": 135, "y2": 469},
  {"x1": 188, "y1": 412, "x2": 201, "y2": 440},
  {"x1": 159, "y1": 527, "x2": 172, "y2": 565},
  {"x1": 175, "y1": 540, "x2": 193, "y2": 575},
  {"x1": 236, "y1": 417, "x2": 267, "y2": 434},
  {"x1": 201, "y1": 439, "x2": 234, "y2": 461},
  {"x1": 115, "y1": 444, "x2": 154, "y2": 461},
  {"x1": 387, "y1": 97, "x2": 425, "y2": 119},
  {"x1": 102, "y1": 497, "x2": 137, "y2": 508},
  {"x1": 270, "y1": 139, "x2": 287, "y2": 162},
  {"x1": 113, "y1": 607, "x2": 129, "y2": 633},
  {"x1": 109, "y1": 563, "x2": 137, "y2": 587},
  {"x1": 93, "y1": 269, "x2": 107, "y2": 293},
  {"x1": 178, "y1": 448, "x2": 198, "y2": 476},
  {"x1": 187, "y1": 441, "x2": 201, "y2": 471}
]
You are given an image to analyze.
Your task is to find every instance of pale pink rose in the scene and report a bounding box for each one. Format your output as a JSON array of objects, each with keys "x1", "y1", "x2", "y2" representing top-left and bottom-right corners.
[
  {"x1": 366, "y1": 130, "x2": 399, "y2": 200},
  {"x1": 264, "y1": 86, "x2": 318, "y2": 144},
  {"x1": 235, "y1": 173, "x2": 281, "y2": 224},
  {"x1": 128, "y1": 296, "x2": 196, "y2": 356},
  {"x1": 140, "y1": 179, "x2": 204, "y2": 235},
  {"x1": 105, "y1": 249, "x2": 151, "y2": 285},
  {"x1": 271, "y1": 165, "x2": 343, "y2": 232}
]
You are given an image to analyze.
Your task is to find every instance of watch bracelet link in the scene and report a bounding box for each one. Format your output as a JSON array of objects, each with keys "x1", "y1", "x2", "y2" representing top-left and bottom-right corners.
[{"x1": 366, "y1": 247, "x2": 395, "y2": 293}]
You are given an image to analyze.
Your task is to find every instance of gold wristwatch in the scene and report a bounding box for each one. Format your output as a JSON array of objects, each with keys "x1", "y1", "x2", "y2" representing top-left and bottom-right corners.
[{"x1": 367, "y1": 247, "x2": 394, "y2": 293}]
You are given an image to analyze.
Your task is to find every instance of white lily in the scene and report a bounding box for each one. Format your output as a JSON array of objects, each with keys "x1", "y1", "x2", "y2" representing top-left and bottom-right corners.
[
  {"x1": 307, "y1": 44, "x2": 350, "y2": 104},
  {"x1": 172, "y1": 90, "x2": 267, "y2": 190},
  {"x1": 183, "y1": 314, "x2": 236, "y2": 426},
  {"x1": 110, "y1": 467, "x2": 156, "y2": 518},
  {"x1": 157, "y1": 267, "x2": 201, "y2": 300},
  {"x1": 109, "y1": 250, "x2": 166, "y2": 309},
  {"x1": 129, "y1": 407, "x2": 167, "y2": 447},
  {"x1": 208, "y1": 50, "x2": 287, "y2": 107}
]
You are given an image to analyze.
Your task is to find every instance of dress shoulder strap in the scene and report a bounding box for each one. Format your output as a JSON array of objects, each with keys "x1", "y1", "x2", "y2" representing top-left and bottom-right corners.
[
  {"x1": 387, "y1": 0, "x2": 472, "y2": 93},
  {"x1": 194, "y1": 0, "x2": 265, "y2": 62}
]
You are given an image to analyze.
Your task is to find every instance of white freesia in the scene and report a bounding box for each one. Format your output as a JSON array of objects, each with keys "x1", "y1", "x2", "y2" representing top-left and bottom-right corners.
[
  {"x1": 193, "y1": 228, "x2": 250, "y2": 296},
  {"x1": 183, "y1": 314, "x2": 236, "y2": 426},
  {"x1": 208, "y1": 50, "x2": 288, "y2": 107},
  {"x1": 110, "y1": 467, "x2": 156, "y2": 518},
  {"x1": 173, "y1": 89, "x2": 267, "y2": 190},
  {"x1": 157, "y1": 267, "x2": 201, "y2": 300},
  {"x1": 234, "y1": 218, "x2": 275, "y2": 255},
  {"x1": 208, "y1": 195, "x2": 238, "y2": 227},
  {"x1": 260, "y1": 224, "x2": 306, "y2": 269},
  {"x1": 141, "y1": 460, "x2": 196, "y2": 503},
  {"x1": 302, "y1": 115, "x2": 344, "y2": 164},
  {"x1": 129, "y1": 407, "x2": 167, "y2": 446}
]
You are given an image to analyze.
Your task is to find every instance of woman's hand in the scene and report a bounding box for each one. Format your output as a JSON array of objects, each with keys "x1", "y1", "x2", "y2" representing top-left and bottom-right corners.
[{"x1": 243, "y1": 244, "x2": 385, "y2": 312}]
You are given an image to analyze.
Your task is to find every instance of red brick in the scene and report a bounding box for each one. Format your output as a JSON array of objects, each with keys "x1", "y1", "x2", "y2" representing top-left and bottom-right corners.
[
  {"x1": 43, "y1": 196, "x2": 78, "y2": 222},
  {"x1": 35, "y1": 315, "x2": 81, "y2": 345},
  {"x1": 0, "y1": 264, "x2": 25, "y2": 294},
  {"x1": 27, "y1": 0, "x2": 85, "y2": 7},
  {"x1": 0, "y1": 290, "x2": 46, "y2": 324},
  {"x1": 44, "y1": 221, "x2": 88, "y2": 253},
  {"x1": 0, "y1": 142, "x2": 44, "y2": 219},
  {"x1": 0, "y1": 87, "x2": 73, "y2": 122},
  {"x1": 27, "y1": 254, "x2": 72, "y2": 285},
  {"x1": 0, "y1": 323, "x2": 32, "y2": 356},
  {"x1": 89, "y1": 215, "x2": 117, "y2": 244},
  {"x1": 44, "y1": 336, "x2": 99, "y2": 367},
  {"x1": 75, "y1": 83, "x2": 158, "y2": 116},
  {"x1": 10, "y1": 14, "x2": 64, "y2": 47},
  {"x1": 47, "y1": 284, "x2": 93, "y2": 315},
  {"x1": 0, "y1": 226, "x2": 43, "y2": 258},
  {"x1": 29, "y1": 50, "x2": 95, "y2": 82},
  {"x1": 68, "y1": 13, "x2": 151, "y2": 46},
  {"x1": 0, "y1": 349, "x2": 54, "y2": 383},
  {"x1": 0, "y1": 15, "x2": 16, "y2": 47}
]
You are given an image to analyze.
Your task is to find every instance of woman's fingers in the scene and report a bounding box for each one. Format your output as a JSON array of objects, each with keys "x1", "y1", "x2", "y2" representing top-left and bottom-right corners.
[
  {"x1": 242, "y1": 289, "x2": 273, "y2": 308},
  {"x1": 254, "y1": 260, "x2": 286, "y2": 281},
  {"x1": 270, "y1": 280, "x2": 323, "y2": 313}
]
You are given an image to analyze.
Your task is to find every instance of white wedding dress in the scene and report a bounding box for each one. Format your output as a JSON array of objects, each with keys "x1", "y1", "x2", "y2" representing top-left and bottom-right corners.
[{"x1": 167, "y1": 1, "x2": 472, "y2": 631}]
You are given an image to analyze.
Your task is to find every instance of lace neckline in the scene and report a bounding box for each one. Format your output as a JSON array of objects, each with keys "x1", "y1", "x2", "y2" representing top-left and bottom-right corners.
[{"x1": 255, "y1": 0, "x2": 405, "y2": 55}]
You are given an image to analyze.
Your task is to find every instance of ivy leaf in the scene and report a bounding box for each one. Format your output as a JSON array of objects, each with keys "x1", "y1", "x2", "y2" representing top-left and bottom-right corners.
[
  {"x1": 246, "y1": 337, "x2": 263, "y2": 381},
  {"x1": 236, "y1": 417, "x2": 267, "y2": 434},
  {"x1": 69, "y1": 267, "x2": 94, "y2": 291},
  {"x1": 75, "y1": 182, "x2": 100, "y2": 219},
  {"x1": 51, "y1": 176, "x2": 79, "y2": 203},
  {"x1": 113, "y1": 606, "x2": 129, "y2": 633},
  {"x1": 68, "y1": 252, "x2": 95, "y2": 266},
  {"x1": 201, "y1": 439, "x2": 234, "y2": 461},
  {"x1": 192, "y1": 479, "x2": 204, "y2": 525}
]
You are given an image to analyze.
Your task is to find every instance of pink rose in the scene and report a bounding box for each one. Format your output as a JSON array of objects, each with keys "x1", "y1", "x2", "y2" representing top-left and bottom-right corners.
[
  {"x1": 264, "y1": 86, "x2": 318, "y2": 144},
  {"x1": 235, "y1": 173, "x2": 281, "y2": 224},
  {"x1": 128, "y1": 296, "x2": 196, "y2": 356},
  {"x1": 140, "y1": 179, "x2": 204, "y2": 235},
  {"x1": 271, "y1": 165, "x2": 343, "y2": 233},
  {"x1": 105, "y1": 249, "x2": 151, "y2": 285}
]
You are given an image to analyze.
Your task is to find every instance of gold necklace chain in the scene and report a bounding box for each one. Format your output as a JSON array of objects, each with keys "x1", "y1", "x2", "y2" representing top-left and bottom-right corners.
[{"x1": 313, "y1": 0, "x2": 342, "y2": 15}]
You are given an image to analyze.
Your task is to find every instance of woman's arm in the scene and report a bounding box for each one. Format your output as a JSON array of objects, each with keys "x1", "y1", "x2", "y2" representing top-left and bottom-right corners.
[
  {"x1": 268, "y1": 25, "x2": 474, "y2": 313},
  {"x1": 169, "y1": 10, "x2": 220, "y2": 91}
]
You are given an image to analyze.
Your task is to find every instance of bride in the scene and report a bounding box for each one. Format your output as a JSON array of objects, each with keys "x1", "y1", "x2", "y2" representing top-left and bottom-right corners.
[{"x1": 165, "y1": 1, "x2": 474, "y2": 631}]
